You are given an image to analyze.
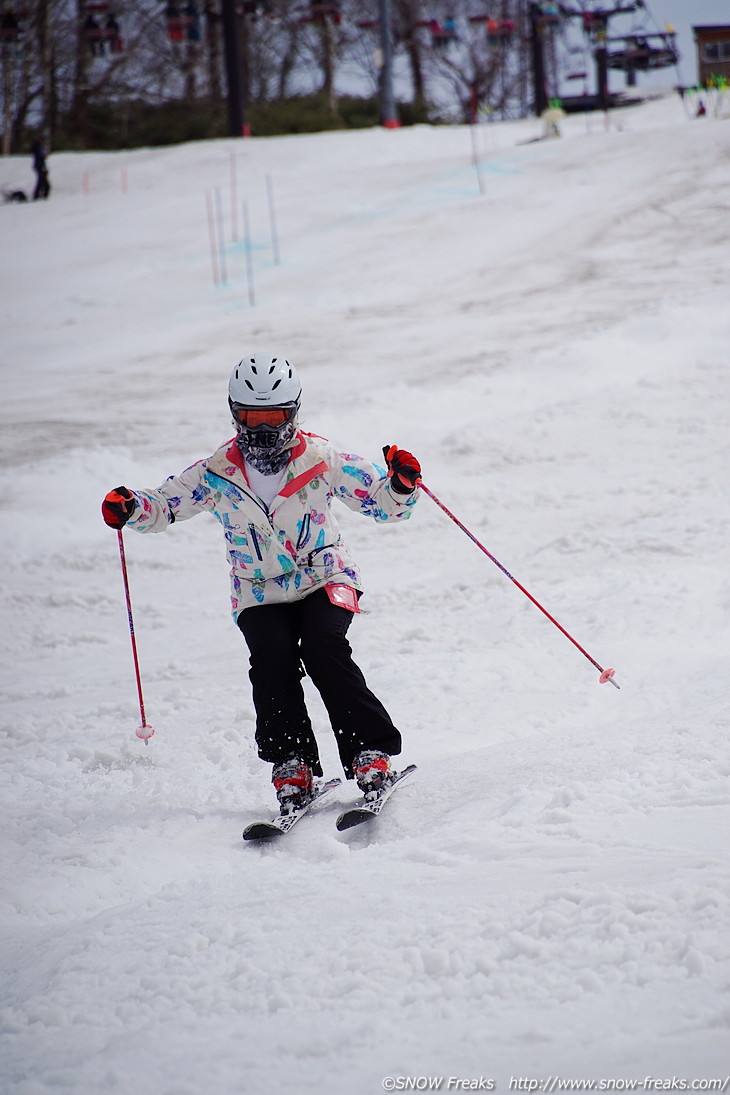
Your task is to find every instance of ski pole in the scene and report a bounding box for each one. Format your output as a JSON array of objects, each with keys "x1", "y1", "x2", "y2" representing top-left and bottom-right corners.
[
  {"x1": 419, "y1": 483, "x2": 619, "y2": 688},
  {"x1": 117, "y1": 530, "x2": 155, "y2": 742}
]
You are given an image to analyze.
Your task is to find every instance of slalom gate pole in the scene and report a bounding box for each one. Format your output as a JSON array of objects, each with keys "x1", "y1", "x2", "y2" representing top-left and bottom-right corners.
[
  {"x1": 117, "y1": 531, "x2": 155, "y2": 742},
  {"x1": 213, "y1": 187, "x2": 228, "y2": 286},
  {"x1": 229, "y1": 150, "x2": 239, "y2": 242},
  {"x1": 266, "y1": 173, "x2": 281, "y2": 265},
  {"x1": 242, "y1": 199, "x2": 256, "y2": 307},
  {"x1": 205, "y1": 190, "x2": 220, "y2": 287},
  {"x1": 419, "y1": 483, "x2": 619, "y2": 689}
]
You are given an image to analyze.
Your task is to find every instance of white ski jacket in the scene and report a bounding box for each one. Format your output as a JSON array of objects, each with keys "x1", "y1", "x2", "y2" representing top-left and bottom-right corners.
[{"x1": 126, "y1": 431, "x2": 419, "y2": 619}]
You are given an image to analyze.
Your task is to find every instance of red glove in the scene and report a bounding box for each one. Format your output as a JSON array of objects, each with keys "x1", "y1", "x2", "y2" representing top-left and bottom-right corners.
[
  {"x1": 102, "y1": 486, "x2": 136, "y2": 528},
  {"x1": 383, "y1": 445, "x2": 421, "y2": 495}
]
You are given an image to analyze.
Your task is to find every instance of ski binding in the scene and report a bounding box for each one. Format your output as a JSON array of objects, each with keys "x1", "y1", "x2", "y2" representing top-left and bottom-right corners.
[
  {"x1": 243, "y1": 777, "x2": 342, "y2": 841},
  {"x1": 336, "y1": 764, "x2": 417, "y2": 831}
]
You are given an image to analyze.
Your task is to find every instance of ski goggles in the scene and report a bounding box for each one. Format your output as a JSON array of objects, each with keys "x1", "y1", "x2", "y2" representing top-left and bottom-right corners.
[{"x1": 231, "y1": 402, "x2": 298, "y2": 429}]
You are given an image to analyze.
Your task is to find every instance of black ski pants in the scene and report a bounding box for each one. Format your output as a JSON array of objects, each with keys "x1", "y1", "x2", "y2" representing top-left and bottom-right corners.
[
  {"x1": 237, "y1": 588, "x2": 401, "y2": 778},
  {"x1": 33, "y1": 170, "x2": 50, "y2": 200}
]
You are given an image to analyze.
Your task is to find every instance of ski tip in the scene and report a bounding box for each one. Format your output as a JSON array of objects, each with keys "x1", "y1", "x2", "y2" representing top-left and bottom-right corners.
[
  {"x1": 242, "y1": 823, "x2": 284, "y2": 841},
  {"x1": 335, "y1": 809, "x2": 372, "y2": 832}
]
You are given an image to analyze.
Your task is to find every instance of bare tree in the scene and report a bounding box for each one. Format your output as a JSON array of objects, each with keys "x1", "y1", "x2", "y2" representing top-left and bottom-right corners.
[
  {"x1": 421, "y1": 1, "x2": 531, "y2": 121},
  {"x1": 295, "y1": 2, "x2": 351, "y2": 114},
  {"x1": 1, "y1": 0, "x2": 542, "y2": 154}
]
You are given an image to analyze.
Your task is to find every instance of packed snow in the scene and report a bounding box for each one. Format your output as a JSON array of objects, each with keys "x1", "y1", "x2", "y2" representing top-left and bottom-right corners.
[{"x1": 1, "y1": 94, "x2": 729, "y2": 1095}]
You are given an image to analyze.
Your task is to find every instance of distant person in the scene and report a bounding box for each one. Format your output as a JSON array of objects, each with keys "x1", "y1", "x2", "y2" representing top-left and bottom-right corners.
[
  {"x1": 83, "y1": 12, "x2": 105, "y2": 54},
  {"x1": 105, "y1": 14, "x2": 124, "y2": 52},
  {"x1": 696, "y1": 99, "x2": 707, "y2": 118},
  {"x1": 31, "y1": 140, "x2": 50, "y2": 201},
  {"x1": 541, "y1": 103, "x2": 565, "y2": 138}
]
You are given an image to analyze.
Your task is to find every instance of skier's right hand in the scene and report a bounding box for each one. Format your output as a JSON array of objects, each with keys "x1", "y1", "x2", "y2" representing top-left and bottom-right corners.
[{"x1": 102, "y1": 486, "x2": 136, "y2": 528}]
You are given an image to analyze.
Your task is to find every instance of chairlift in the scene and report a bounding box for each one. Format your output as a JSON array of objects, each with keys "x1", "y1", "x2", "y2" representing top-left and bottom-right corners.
[
  {"x1": 606, "y1": 31, "x2": 678, "y2": 75},
  {"x1": 608, "y1": 0, "x2": 679, "y2": 73}
]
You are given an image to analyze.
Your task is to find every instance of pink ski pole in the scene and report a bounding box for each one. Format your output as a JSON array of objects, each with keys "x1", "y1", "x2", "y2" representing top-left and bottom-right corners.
[
  {"x1": 419, "y1": 483, "x2": 619, "y2": 688},
  {"x1": 117, "y1": 530, "x2": 156, "y2": 741}
]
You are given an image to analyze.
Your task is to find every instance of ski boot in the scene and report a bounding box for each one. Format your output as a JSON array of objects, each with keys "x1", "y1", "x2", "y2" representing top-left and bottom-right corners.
[
  {"x1": 352, "y1": 749, "x2": 394, "y2": 800},
  {"x1": 272, "y1": 758, "x2": 314, "y2": 815}
]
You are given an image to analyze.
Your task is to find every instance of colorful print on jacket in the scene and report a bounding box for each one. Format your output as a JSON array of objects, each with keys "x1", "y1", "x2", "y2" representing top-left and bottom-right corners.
[{"x1": 125, "y1": 431, "x2": 419, "y2": 619}]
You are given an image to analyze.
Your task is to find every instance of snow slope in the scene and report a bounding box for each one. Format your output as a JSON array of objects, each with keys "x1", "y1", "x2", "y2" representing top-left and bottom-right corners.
[{"x1": 1, "y1": 96, "x2": 729, "y2": 1095}]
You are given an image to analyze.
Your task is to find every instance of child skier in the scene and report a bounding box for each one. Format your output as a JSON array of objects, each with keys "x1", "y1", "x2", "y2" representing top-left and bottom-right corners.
[{"x1": 102, "y1": 353, "x2": 422, "y2": 813}]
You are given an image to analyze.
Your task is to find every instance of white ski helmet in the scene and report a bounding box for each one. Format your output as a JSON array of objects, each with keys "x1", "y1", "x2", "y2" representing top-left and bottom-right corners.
[{"x1": 228, "y1": 353, "x2": 302, "y2": 407}]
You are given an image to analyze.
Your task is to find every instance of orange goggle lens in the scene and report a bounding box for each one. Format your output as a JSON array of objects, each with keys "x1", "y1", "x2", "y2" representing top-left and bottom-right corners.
[{"x1": 232, "y1": 404, "x2": 296, "y2": 429}]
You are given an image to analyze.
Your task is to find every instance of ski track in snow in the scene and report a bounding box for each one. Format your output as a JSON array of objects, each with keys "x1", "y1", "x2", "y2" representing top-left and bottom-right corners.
[{"x1": 1, "y1": 96, "x2": 729, "y2": 1094}]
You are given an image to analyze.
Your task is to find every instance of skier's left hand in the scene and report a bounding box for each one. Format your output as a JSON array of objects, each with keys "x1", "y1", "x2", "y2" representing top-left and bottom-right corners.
[{"x1": 383, "y1": 445, "x2": 421, "y2": 495}]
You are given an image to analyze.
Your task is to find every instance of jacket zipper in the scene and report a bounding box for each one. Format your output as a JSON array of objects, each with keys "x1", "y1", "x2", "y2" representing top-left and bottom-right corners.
[
  {"x1": 295, "y1": 514, "x2": 311, "y2": 552},
  {"x1": 248, "y1": 524, "x2": 263, "y2": 561},
  {"x1": 307, "y1": 542, "x2": 337, "y2": 567}
]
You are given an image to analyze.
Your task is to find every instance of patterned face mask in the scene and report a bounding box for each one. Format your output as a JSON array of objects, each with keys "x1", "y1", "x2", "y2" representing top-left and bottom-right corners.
[{"x1": 234, "y1": 415, "x2": 298, "y2": 475}]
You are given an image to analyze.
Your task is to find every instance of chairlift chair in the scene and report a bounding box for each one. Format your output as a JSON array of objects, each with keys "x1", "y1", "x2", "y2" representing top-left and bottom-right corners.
[
  {"x1": 606, "y1": 31, "x2": 678, "y2": 75},
  {"x1": 180, "y1": 0, "x2": 200, "y2": 41},
  {"x1": 537, "y1": 2, "x2": 560, "y2": 29},
  {"x1": 421, "y1": 17, "x2": 456, "y2": 49},
  {"x1": 165, "y1": 1, "x2": 185, "y2": 41},
  {"x1": 486, "y1": 18, "x2": 514, "y2": 45},
  {"x1": 582, "y1": 12, "x2": 604, "y2": 36}
]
